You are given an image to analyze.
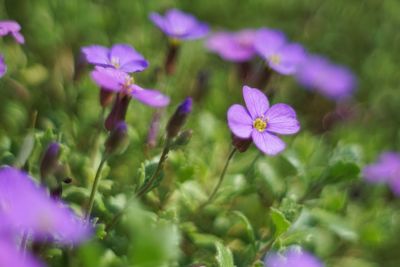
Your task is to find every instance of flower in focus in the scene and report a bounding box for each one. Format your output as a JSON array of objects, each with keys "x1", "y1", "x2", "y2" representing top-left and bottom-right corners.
[
  {"x1": 254, "y1": 28, "x2": 306, "y2": 75},
  {"x1": 227, "y1": 86, "x2": 300, "y2": 155},
  {"x1": 0, "y1": 239, "x2": 44, "y2": 267},
  {"x1": 363, "y1": 152, "x2": 400, "y2": 196},
  {"x1": 206, "y1": 30, "x2": 257, "y2": 62},
  {"x1": 296, "y1": 55, "x2": 356, "y2": 100},
  {"x1": 91, "y1": 67, "x2": 170, "y2": 107},
  {"x1": 0, "y1": 20, "x2": 25, "y2": 44},
  {"x1": 264, "y1": 248, "x2": 323, "y2": 267},
  {"x1": 0, "y1": 54, "x2": 6, "y2": 78},
  {"x1": 81, "y1": 44, "x2": 148, "y2": 73},
  {"x1": 149, "y1": 9, "x2": 209, "y2": 40},
  {"x1": 0, "y1": 166, "x2": 91, "y2": 244}
]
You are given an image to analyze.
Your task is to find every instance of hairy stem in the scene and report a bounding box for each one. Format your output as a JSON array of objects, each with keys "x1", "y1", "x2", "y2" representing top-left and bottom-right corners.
[{"x1": 85, "y1": 156, "x2": 108, "y2": 220}]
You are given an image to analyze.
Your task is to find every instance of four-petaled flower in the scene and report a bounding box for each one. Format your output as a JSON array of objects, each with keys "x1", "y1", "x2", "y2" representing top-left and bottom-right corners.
[
  {"x1": 296, "y1": 55, "x2": 356, "y2": 100},
  {"x1": 227, "y1": 86, "x2": 300, "y2": 155},
  {"x1": 264, "y1": 247, "x2": 323, "y2": 267},
  {"x1": 0, "y1": 20, "x2": 25, "y2": 44},
  {"x1": 363, "y1": 152, "x2": 400, "y2": 196},
  {"x1": 149, "y1": 9, "x2": 209, "y2": 40},
  {"x1": 255, "y1": 28, "x2": 306, "y2": 75},
  {"x1": 81, "y1": 44, "x2": 148, "y2": 73},
  {"x1": 91, "y1": 67, "x2": 170, "y2": 107},
  {"x1": 206, "y1": 29, "x2": 257, "y2": 62}
]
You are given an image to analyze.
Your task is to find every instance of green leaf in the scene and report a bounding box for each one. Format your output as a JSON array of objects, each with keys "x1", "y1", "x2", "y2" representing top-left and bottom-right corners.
[
  {"x1": 270, "y1": 207, "x2": 291, "y2": 238},
  {"x1": 324, "y1": 161, "x2": 360, "y2": 184},
  {"x1": 231, "y1": 211, "x2": 256, "y2": 244},
  {"x1": 14, "y1": 132, "x2": 35, "y2": 168},
  {"x1": 215, "y1": 241, "x2": 235, "y2": 267}
]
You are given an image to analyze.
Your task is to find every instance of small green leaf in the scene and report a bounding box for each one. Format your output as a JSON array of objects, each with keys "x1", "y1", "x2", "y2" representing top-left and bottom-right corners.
[
  {"x1": 270, "y1": 207, "x2": 291, "y2": 238},
  {"x1": 231, "y1": 211, "x2": 256, "y2": 244},
  {"x1": 324, "y1": 161, "x2": 360, "y2": 184},
  {"x1": 215, "y1": 241, "x2": 235, "y2": 267}
]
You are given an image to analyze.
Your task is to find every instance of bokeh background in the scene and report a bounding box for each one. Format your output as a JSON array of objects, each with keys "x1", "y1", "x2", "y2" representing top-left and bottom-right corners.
[{"x1": 1, "y1": 0, "x2": 400, "y2": 266}]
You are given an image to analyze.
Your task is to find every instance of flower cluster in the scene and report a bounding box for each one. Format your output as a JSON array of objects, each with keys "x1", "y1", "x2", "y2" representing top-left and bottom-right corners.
[
  {"x1": 0, "y1": 166, "x2": 90, "y2": 267},
  {"x1": 0, "y1": 20, "x2": 24, "y2": 78}
]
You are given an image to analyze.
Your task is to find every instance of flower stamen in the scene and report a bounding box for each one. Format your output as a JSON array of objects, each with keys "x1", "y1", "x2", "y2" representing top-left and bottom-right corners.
[
  {"x1": 253, "y1": 118, "x2": 267, "y2": 132},
  {"x1": 269, "y1": 54, "x2": 281, "y2": 65}
]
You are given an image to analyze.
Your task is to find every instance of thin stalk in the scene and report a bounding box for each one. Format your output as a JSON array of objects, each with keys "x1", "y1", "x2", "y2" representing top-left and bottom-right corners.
[
  {"x1": 85, "y1": 155, "x2": 108, "y2": 220},
  {"x1": 200, "y1": 147, "x2": 237, "y2": 208}
]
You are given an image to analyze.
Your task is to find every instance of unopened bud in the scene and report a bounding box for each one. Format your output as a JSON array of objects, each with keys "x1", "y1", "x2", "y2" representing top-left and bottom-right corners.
[
  {"x1": 99, "y1": 88, "x2": 114, "y2": 107},
  {"x1": 40, "y1": 142, "x2": 61, "y2": 180},
  {"x1": 166, "y1": 97, "x2": 192, "y2": 139},
  {"x1": 105, "y1": 94, "x2": 131, "y2": 131},
  {"x1": 170, "y1": 129, "x2": 193, "y2": 150},
  {"x1": 231, "y1": 134, "x2": 252, "y2": 153},
  {"x1": 105, "y1": 122, "x2": 129, "y2": 155}
]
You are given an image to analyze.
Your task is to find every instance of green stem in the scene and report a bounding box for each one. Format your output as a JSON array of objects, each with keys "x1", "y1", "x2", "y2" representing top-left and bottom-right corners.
[
  {"x1": 200, "y1": 147, "x2": 237, "y2": 208},
  {"x1": 85, "y1": 156, "x2": 108, "y2": 220}
]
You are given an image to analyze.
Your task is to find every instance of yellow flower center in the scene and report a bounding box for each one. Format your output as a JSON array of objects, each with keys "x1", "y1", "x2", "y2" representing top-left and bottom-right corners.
[
  {"x1": 269, "y1": 54, "x2": 281, "y2": 65},
  {"x1": 253, "y1": 118, "x2": 267, "y2": 132},
  {"x1": 111, "y1": 57, "x2": 120, "y2": 68},
  {"x1": 123, "y1": 76, "x2": 135, "y2": 94}
]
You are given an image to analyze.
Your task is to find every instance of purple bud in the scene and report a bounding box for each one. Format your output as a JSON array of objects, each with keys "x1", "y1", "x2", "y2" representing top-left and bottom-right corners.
[
  {"x1": 105, "y1": 122, "x2": 129, "y2": 155},
  {"x1": 40, "y1": 142, "x2": 61, "y2": 180},
  {"x1": 166, "y1": 98, "x2": 193, "y2": 138}
]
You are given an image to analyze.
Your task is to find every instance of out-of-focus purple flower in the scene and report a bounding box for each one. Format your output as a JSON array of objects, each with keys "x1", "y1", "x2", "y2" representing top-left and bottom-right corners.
[
  {"x1": 227, "y1": 86, "x2": 300, "y2": 155},
  {"x1": 296, "y1": 55, "x2": 357, "y2": 100},
  {"x1": 149, "y1": 9, "x2": 209, "y2": 40},
  {"x1": 91, "y1": 67, "x2": 170, "y2": 107},
  {"x1": 81, "y1": 44, "x2": 148, "y2": 73},
  {"x1": 0, "y1": 240, "x2": 44, "y2": 267},
  {"x1": 254, "y1": 28, "x2": 306, "y2": 75},
  {"x1": 265, "y1": 248, "x2": 323, "y2": 267},
  {"x1": 363, "y1": 152, "x2": 400, "y2": 196},
  {"x1": 206, "y1": 30, "x2": 257, "y2": 62},
  {"x1": 0, "y1": 20, "x2": 24, "y2": 44},
  {"x1": 0, "y1": 54, "x2": 6, "y2": 78},
  {"x1": 0, "y1": 166, "x2": 91, "y2": 244}
]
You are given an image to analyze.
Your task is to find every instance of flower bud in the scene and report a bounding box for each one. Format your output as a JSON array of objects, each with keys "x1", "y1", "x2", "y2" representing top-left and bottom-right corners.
[
  {"x1": 166, "y1": 97, "x2": 192, "y2": 139},
  {"x1": 40, "y1": 142, "x2": 61, "y2": 180},
  {"x1": 170, "y1": 129, "x2": 193, "y2": 150},
  {"x1": 105, "y1": 122, "x2": 129, "y2": 155},
  {"x1": 146, "y1": 110, "x2": 163, "y2": 150},
  {"x1": 99, "y1": 88, "x2": 114, "y2": 107},
  {"x1": 231, "y1": 134, "x2": 252, "y2": 153}
]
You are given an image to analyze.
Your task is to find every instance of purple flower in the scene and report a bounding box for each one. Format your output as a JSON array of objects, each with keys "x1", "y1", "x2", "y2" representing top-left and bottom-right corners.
[
  {"x1": 296, "y1": 55, "x2": 356, "y2": 100},
  {"x1": 91, "y1": 67, "x2": 170, "y2": 107},
  {"x1": 227, "y1": 86, "x2": 300, "y2": 155},
  {"x1": 0, "y1": 20, "x2": 24, "y2": 44},
  {"x1": 363, "y1": 152, "x2": 400, "y2": 196},
  {"x1": 0, "y1": 166, "x2": 91, "y2": 244},
  {"x1": 81, "y1": 44, "x2": 148, "y2": 73},
  {"x1": 149, "y1": 9, "x2": 209, "y2": 40},
  {"x1": 265, "y1": 248, "x2": 323, "y2": 267},
  {"x1": 206, "y1": 30, "x2": 257, "y2": 62},
  {"x1": 0, "y1": 54, "x2": 6, "y2": 78},
  {"x1": 254, "y1": 28, "x2": 306, "y2": 75},
  {"x1": 0, "y1": 240, "x2": 44, "y2": 267}
]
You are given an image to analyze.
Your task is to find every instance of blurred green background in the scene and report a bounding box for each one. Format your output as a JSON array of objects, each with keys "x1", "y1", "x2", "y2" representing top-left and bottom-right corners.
[{"x1": 1, "y1": 0, "x2": 400, "y2": 266}]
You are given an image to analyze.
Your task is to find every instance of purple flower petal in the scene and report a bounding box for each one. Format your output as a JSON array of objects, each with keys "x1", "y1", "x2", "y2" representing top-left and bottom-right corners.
[
  {"x1": 268, "y1": 43, "x2": 306, "y2": 75},
  {"x1": 130, "y1": 84, "x2": 170, "y2": 107},
  {"x1": 265, "y1": 248, "x2": 324, "y2": 267},
  {"x1": 149, "y1": 12, "x2": 168, "y2": 33},
  {"x1": 254, "y1": 28, "x2": 286, "y2": 58},
  {"x1": 0, "y1": 240, "x2": 44, "y2": 267},
  {"x1": 243, "y1": 85, "x2": 270, "y2": 119},
  {"x1": 90, "y1": 67, "x2": 127, "y2": 92},
  {"x1": 81, "y1": 45, "x2": 110, "y2": 66},
  {"x1": 0, "y1": 20, "x2": 24, "y2": 44},
  {"x1": 0, "y1": 54, "x2": 6, "y2": 78},
  {"x1": 110, "y1": 44, "x2": 148, "y2": 72},
  {"x1": 265, "y1": 103, "x2": 300, "y2": 135},
  {"x1": 252, "y1": 131, "x2": 286, "y2": 155},
  {"x1": 227, "y1": 104, "x2": 253, "y2": 138}
]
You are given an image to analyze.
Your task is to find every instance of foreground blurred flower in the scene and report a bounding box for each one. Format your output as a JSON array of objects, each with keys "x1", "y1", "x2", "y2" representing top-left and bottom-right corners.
[
  {"x1": 227, "y1": 86, "x2": 300, "y2": 155},
  {"x1": 91, "y1": 67, "x2": 170, "y2": 107},
  {"x1": 363, "y1": 152, "x2": 400, "y2": 196},
  {"x1": 149, "y1": 9, "x2": 209, "y2": 40},
  {"x1": 0, "y1": 20, "x2": 24, "y2": 44},
  {"x1": 296, "y1": 55, "x2": 356, "y2": 100},
  {"x1": 81, "y1": 44, "x2": 148, "y2": 73},
  {"x1": 0, "y1": 54, "x2": 6, "y2": 78},
  {"x1": 255, "y1": 28, "x2": 306, "y2": 75},
  {"x1": 265, "y1": 248, "x2": 323, "y2": 267},
  {"x1": 206, "y1": 30, "x2": 257, "y2": 62},
  {"x1": 0, "y1": 239, "x2": 43, "y2": 267},
  {"x1": 0, "y1": 166, "x2": 91, "y2": 244}
]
